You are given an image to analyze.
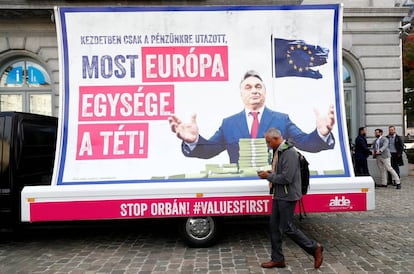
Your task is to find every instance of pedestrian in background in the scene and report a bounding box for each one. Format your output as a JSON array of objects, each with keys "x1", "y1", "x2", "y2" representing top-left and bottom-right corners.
[
  {"x1": 354, "y1": 127, "x2": 371, "y2": 176},
  {"x1": 386, "y1": 126, "x2": 404, "y2": 189},
  {"x1": 257, "y1": 128, "x2": 323, "y2": 269},
  {"x1": 373, "y1": 128, "x2": 401, "y2": 189}
]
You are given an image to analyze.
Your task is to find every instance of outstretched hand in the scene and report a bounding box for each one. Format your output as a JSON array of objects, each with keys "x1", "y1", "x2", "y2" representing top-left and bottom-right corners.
[
  {"x1": 314, "y1": 104, "x2": 335, "y2": 136},
  {"x1": 168, "y1": 113, "x2": 199, "y2": 143}
]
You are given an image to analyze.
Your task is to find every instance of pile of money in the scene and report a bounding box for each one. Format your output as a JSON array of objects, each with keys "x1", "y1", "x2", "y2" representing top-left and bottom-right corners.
[
  {"x1": 238, "y1": 138, "x2": 272, "y2": 176},
  {"x1": 205, "y1": 163, "x2": 239, "y2": 178}
]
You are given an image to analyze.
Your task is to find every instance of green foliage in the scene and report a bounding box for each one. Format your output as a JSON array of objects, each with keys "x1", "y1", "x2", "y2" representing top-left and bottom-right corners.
[{"x1": 403, "y1": 36, "x2": 414, "y2": 126}]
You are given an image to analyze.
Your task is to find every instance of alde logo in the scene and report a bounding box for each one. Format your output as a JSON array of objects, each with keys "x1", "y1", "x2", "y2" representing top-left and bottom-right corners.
[{"x1": 329, "y1": 196, "x2": 351, "y2": 207}]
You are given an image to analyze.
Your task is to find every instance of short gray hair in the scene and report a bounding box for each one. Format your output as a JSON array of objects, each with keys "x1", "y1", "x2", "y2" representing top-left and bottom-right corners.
[
  {"x1": 265, "y1": 128, "x2": 282, "y2": 138},
  {"x1": 240, "y1": 70, "x2": 263, "y2": 86}
]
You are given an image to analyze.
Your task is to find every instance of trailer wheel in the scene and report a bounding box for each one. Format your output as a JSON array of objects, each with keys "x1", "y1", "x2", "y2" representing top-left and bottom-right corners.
[{"x1": 178, "y1": 217, "x2": 220, "y2": 247}]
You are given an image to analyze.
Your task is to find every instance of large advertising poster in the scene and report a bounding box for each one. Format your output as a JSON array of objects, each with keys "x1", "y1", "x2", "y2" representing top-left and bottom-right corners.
[{"x1": 54, "y1": 5, "x2": 350, "y2": 185}]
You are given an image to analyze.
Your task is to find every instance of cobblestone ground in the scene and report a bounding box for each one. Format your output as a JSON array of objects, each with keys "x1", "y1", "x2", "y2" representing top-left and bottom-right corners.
[{"x1": 0, "y1": 177, "x2": 413, "y2": 274}]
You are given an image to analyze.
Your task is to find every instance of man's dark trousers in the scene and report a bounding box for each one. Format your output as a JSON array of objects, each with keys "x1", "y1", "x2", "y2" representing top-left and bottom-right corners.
[
  {"x1": 355, "y1": 158, "x2": 369, "y2": 176},
  {"x1": 388, "y1": 153, "x2": 401, "y2": 184},
  {"x1": 270, "y1": 199, "x2": 317, "y2": 262}
]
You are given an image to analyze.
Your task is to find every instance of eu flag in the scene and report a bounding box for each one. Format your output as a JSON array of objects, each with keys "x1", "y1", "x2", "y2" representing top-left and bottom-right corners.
[{"x1": 274, "y1": 38, "x2": 329, "y2": 79}]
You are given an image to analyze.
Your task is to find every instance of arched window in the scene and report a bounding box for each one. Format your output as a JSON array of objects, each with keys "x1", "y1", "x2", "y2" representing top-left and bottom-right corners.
[
  {"x1": 0, "y1": 59, "x2": 52, "y2": 116},
  {"x1": 343, "y1": 60, "x2": 358, "y2": 142}
]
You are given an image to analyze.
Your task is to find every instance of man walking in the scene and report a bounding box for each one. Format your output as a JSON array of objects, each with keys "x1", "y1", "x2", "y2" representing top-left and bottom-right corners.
[
  {"x1": 373, "y1": 128, "x2": 401, "y2": 189},
  {"x1": 257, "y1": 128, "x2": 323, "y2": 269},
  {"x1": 386, "y1": 126, "x2": 404, "y2": 188}
]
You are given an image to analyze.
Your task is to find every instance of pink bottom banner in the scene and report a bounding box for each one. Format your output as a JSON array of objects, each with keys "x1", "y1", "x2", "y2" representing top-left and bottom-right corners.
[
  {"x1": 29, "y1": 193, "x2": 367, "y2": 222},
  {"x1": 297, "y1": 193, "x2": 367, "y2": 212},
  {"x1": 30, "y1": 196, "x2": 272, "y2": 222}
]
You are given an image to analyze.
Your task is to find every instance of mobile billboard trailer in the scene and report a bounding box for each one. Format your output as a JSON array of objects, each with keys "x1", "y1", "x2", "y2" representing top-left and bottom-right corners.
[{"x1": 19, "y1": 4, "x2": 374, "y2": 247}]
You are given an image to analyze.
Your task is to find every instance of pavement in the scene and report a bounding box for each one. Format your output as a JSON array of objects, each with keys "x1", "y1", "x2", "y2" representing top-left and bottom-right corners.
[{"x1": 0, "y1": 177, "x2": 413, "y2": 273}]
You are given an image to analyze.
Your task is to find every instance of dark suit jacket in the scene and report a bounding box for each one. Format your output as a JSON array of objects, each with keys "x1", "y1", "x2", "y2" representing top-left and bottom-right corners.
[
  {"x1": 386, "y1": 134, "x2": 404, "y2": 165},
  {"x1": 181, "y1": 107, "x2": 335, "y2": 163},
  {"x1": 354, "y1": 134, "x2": 371, "y2": 160},
  {"x1": 386, "y1": 134, "x2": 404, "y2": 154}
]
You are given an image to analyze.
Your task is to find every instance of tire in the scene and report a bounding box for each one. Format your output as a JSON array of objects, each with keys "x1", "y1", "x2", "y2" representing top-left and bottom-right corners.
[{"x1": 178, "y1": 216, "x2": 220, "y2": 248}]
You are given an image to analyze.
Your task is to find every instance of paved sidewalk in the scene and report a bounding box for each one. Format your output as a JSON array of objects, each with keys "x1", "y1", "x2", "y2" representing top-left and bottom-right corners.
[{"x1": 0, "y1": 177, "x2": 413, "y2": 273}]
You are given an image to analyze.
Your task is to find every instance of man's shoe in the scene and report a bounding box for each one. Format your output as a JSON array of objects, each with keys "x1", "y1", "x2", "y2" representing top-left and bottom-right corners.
[
  {"x1": 396, "y1": 184, "x2": 401, "y2": 189},
  {"x1": 375, "y1": 184, "x2": 387, "y2": 188},
  {"x1": 261, "y1": 260, "x2": 286, "y2": 268},
  {"x1": 314, "y1": 243, "x2": 324, "y2": 269}
]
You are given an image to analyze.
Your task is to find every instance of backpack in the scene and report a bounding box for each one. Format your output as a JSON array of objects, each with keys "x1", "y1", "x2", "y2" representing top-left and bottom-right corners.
[
  {"x1": 297, "y1": 151, "x2": 310, "y2": 220},
  {"x1": 297, "y1": 151, "x2": 310, "y2": 195}
]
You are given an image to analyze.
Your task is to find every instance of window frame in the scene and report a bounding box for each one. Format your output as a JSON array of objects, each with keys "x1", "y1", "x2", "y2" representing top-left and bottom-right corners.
[{"x1": 0, "y1": 57, "x2": 53, "y2": 116}]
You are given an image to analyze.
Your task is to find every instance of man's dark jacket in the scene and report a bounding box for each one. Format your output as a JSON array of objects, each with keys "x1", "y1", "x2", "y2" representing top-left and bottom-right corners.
[{"x1": 354, "y1": 134, "x2": 371, "y2": 160}]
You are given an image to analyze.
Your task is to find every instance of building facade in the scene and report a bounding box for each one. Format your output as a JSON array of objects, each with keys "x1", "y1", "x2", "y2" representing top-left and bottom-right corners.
[{"x1": 0, "y1": 0, "x2": 409, "y2": 145}]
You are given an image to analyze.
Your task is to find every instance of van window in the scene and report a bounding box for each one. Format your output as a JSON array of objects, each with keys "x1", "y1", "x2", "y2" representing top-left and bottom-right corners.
[
  {"x1": 0, "y1": 116, "x2": 11, "y2": 189},
  {"x1": 16, "y1": 120, "x2": 57, "y2": 182}
]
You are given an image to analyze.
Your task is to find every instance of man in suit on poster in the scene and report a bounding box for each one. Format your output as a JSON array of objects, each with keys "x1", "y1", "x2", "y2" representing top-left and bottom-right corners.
[{"x1": 168, "y1": 70, "x2": 336, "y2": 164}]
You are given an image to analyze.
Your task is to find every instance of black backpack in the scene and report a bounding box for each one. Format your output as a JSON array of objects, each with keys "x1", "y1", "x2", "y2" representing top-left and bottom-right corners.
[
  {"x1": 297, "y1": 151, "x2": 310, "y2": 220},
  {"x1": 297, "y1": 151, "x2": 310, "y2": 195}
]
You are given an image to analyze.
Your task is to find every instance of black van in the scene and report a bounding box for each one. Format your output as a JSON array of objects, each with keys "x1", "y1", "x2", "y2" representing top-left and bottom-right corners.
[{"x1": 0, "y1": 112, "x2": 57, "y2": 232}]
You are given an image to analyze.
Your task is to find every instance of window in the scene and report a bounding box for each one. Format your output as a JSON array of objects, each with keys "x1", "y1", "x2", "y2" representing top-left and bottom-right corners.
[
  {"x1": 0, "y1": 59, "x2": 52, "y2": 116},
  {"x1": 343, "y1": 61, "x2": 358, "y2": 142}
]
